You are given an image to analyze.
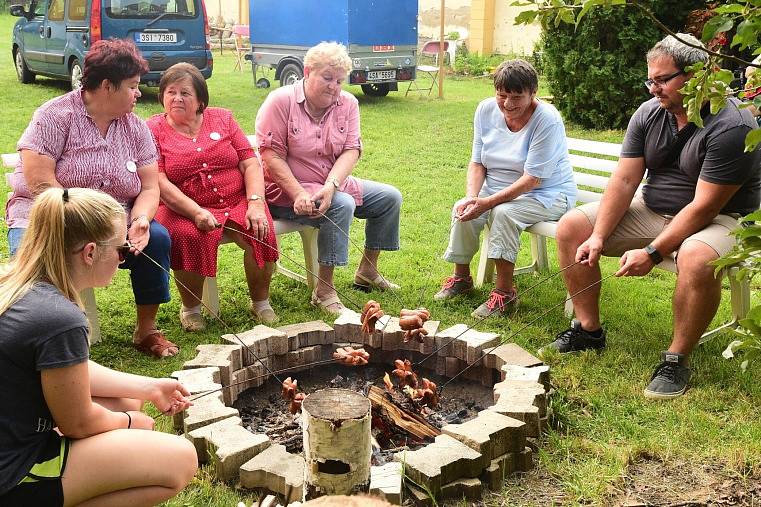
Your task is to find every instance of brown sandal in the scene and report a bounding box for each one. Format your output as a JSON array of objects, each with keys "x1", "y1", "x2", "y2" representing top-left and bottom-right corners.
[{"x1": 133, "y1": 331, "x2": 179, "y2": 358}]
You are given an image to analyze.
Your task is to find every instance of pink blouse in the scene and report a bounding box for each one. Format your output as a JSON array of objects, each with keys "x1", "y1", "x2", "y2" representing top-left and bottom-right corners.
[
  {"x1": 255, "y1": 80, "x2": 363, "y2": 207},
  {"x1": 6, "y1": 89, "x2": 157, "y2": 228}
]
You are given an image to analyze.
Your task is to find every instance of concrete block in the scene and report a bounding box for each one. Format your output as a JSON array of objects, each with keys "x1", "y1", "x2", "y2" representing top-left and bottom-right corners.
[
  {"x1": 370, "y1": 461, "x2": 403, "y2": 505},
  {"x1": 277, "y1": 320, "x2": 335, "y2": 348},
  {"x1": 493, "y1": 380, "x2": 547, "y2": 417},
  {"x1": 183, "y1": 344, "x2": 242, "y2": 386},
  {"x1": 435, "y1": 324, "x2": 468, "y2": 357},
  {"x1": 399, "y1": 320, "x2": 440, "y2": 354},
  {"x1": 440, "y1": 477, "x2": 482, "y2": 500},
  {"x1": 436, "y1": 325, "x2": 499, "y2": 363},
  {"x1": 170, "y1": 366, "x2": 221, "y2": 396},
  {"x1": 482, "y1": 452, "x2": 516, "y2": 490},
  {"x1": 393, "y1": 434, "x2": 483, "y2": 496},
  {"x1": 516, "y1": 447, "x2": 533, "y2": 472},
  {"x1": 206, "y1": 424, "x2": 271, "y2": 482},
  {"x1": 227, "y1": 359, "x2": 271, "y2": 404},
  {"x1": 186, "y1": 416, "x2": 242, "y2": 463},
  {"x1": 483, "y1": 343, "x2": 542, "y2": 370},
  {"x1": 333, "y1": 310, "x2": 362, "y2": 343},
  {"x1": 405, "y1": 482, "x2": 433, "y2": 507},
  {"x1": 222, "y1": 325, "x2": 288, "y2": 366},
  {"x1": 182, "y1": 391, "x2": 239, "y2": 432},
  {"x1": 381, "y1": 316, "x2": 403, "y2": 351},
  {"x1": 488, "y1": 398, "x2": 541, "y2": 438},
  {"x1": 442, "y1": 409, "x2": 526, "y2": 460},
  {"x1": 240, "y1": 444, "x2": 305, "y2": 503},
  {"x1": 502, "y1": 364, "x2": 551, "y2": 390}
]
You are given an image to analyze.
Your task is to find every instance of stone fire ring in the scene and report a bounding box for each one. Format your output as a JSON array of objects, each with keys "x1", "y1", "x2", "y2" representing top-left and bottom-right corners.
[{"x1": 171, "y1": 310, "x2": 551, "y2": 506}]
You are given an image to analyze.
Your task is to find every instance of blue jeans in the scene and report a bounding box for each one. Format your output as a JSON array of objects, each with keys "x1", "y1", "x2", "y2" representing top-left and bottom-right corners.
[
  {"x1": 8, "y1": 221, "x2": 171, "y2": 305},
  {"x1": 270, "y1": 179, "x2": 402, "y2": 266}
]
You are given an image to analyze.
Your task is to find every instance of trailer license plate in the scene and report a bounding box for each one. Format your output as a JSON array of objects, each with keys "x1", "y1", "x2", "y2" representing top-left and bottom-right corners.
[
  {"x1": 367, "y1": 70, "x2": 395, "y2": 81},
  {"x1": 135, "y1": 32, "x2": 177, "y2": 43}
]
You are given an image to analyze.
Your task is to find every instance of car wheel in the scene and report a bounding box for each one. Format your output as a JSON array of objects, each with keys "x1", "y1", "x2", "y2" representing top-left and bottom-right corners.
[
  {"x1": 361, "y1": 83, "x2": 390, "y2": 97},
  {"x1": 15, "y1": 49, "x2": 35, "y2": 84},
  {"x1": 256, "y1": 77, "x2": 271, "y2": 89},
  {"x1": 70, "y1": 59, "x2": 83, "y2": 90},
  {"x1": 279, "y1": 63, "x2": 302, "y2": 87}
]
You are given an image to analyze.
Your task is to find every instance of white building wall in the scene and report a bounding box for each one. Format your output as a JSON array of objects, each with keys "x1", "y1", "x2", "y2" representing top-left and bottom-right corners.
[{"x1": 491, "y1": 2, "x2": 541, "y2": 55}]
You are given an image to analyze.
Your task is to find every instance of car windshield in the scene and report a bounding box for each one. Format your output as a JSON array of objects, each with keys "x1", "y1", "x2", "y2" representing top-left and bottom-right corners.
[{"x1": 105, "y1": 0, "x2": 196, "y2": 19}]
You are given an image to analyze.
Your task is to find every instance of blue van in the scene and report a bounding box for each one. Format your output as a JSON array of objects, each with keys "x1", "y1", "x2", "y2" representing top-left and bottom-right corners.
[{"x1": 10, "y1": 0, "x2": 213, "y2": 89}]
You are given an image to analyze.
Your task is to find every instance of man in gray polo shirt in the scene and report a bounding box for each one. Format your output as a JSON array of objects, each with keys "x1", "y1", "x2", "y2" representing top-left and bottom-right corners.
[{"x1": 541, "y1": 33, "x2": 760, "y2": 399}]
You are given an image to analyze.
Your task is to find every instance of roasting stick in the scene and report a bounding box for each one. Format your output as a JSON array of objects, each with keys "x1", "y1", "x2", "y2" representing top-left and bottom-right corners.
[
  {"x1": 312, "y1": 209, "x2": 407, "y2": 309},
  {"x1": 437, "y1": 272, "x2": 618, "y2": 394},
  {"x1": 127, "y1": 242, "x2": 286, "y2": 386},
  {"x1": 413, "y1": 259, "x2": 584, "y2": 368}
]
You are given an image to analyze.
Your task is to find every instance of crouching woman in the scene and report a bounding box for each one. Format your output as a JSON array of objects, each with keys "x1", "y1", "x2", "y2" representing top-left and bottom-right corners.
[{"x1": 0, "y1": 187, "x2": 197, "y2": 506}]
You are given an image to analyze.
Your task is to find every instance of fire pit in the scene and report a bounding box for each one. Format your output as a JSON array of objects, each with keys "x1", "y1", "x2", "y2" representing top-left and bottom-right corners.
[{"x1": 171, "y1": 313, "x2": 550, "y2": 506}]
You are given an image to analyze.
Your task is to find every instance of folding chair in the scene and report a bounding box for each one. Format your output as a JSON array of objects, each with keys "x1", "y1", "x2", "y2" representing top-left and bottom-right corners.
[
  {"x1": 406, "y1": 40, "x2": 449, "y2": 96},
  {"x1": 232, "y1": 24, "x2": 250, "y2": 71}
]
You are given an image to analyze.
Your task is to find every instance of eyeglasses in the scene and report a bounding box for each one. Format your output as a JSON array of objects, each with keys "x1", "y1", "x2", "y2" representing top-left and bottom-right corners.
[{"x1": 644, "y1": 70, "x2": 684, "y2": 89}]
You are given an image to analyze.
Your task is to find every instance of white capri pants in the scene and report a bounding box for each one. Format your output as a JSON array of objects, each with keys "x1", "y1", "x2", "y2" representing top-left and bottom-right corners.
[{"x1": 443, "y1": 193, "x2": 569, "y2": 265}]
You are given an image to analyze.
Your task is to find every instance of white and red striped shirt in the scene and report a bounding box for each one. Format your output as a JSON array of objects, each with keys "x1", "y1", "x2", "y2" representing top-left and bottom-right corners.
[{"x1": 6, "y1": 89, "x2": 157, "y2": 228}]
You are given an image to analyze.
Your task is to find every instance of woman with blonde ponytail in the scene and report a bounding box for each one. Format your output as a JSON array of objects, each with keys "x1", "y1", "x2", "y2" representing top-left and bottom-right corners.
[{"x1": 0, "y1": 188, "x2": 197, "y2": 506}]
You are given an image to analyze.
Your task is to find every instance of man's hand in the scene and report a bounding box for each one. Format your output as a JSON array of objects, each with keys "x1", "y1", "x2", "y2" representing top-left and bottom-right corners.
[
  {"x1": 193, "y1": 208, "x2": 218, "y2": 231},
  {"x1": 456, "y1": 197, "x2": 489, "y2": 222},
  {"x1": 310, "y1": 184, "x2": 335, "y2": 216},
  {"x1": 294, "y1": 192, "x2": 316, "y2": 216},
  {"x1": 576, "y1": 233, "x2": 605, "y2": 266},
  {"x1": 616, "y1": 248, "x2": 655, "y2": 277},
  {"x1": 245, "y1": 200, "x2": 269, "y2": 240},
  {"x1": 128, "y1": 215, "x2": 151, "y2": 254}
]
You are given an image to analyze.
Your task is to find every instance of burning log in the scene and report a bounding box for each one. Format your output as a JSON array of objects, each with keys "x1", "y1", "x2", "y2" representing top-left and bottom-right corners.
[
  {"x1": 367, "y1": 385, "x2": 440, "y2": 441},
  {"x1": 333, "y1": 346, "x2": 370, "y2": 366},
  {"x1": 302, "y1": 389, "x2": 372, "y2": 499}
]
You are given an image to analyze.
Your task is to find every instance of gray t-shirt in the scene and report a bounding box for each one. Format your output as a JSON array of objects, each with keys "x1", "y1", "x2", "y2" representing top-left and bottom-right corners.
[
  {"x1": 0, "y1": 282, "x2": 89, "y2": 495},
  {"x1": 621, "y1": 97, "x2": 760, "y2": 215}
]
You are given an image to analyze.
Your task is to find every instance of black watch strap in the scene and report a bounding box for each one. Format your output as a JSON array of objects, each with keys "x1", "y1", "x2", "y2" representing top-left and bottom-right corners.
[{"x1": 644, "y1": 244, "x2": 663, "y2": 264}]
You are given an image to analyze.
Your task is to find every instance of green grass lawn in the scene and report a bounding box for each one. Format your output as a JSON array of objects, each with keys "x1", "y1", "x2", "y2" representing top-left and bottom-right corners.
[{"x1": 1, "y1": 13, "x2": 760, "y2": 506}]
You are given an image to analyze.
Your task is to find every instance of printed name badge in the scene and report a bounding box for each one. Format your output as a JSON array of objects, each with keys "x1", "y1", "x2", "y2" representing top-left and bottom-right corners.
[
  {"x1": 126, "y1": 160, "x2": 137, "y2": 173},
  {"x1": 210, "y1": 132, "x2": 221, "y2": 141}
]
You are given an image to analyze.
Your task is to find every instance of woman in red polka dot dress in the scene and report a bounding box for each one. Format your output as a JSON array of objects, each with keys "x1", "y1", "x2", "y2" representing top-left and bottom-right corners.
[{"x1": 147, "y1": 63, "x2": 279, "y2": 330}]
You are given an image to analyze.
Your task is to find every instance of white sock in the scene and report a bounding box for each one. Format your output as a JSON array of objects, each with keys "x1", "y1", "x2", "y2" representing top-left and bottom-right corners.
[
  {"x1": 181, "y1": 304, "x2": 201, "y2": 316},
  {"x1": 251, "y1": 299, "x2": 273, "y2": 313}
]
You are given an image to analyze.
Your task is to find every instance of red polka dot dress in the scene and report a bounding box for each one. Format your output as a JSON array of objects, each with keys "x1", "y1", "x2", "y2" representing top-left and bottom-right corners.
[{"x1": 148, "y1": 107, "x2": 278, "y2": 277}]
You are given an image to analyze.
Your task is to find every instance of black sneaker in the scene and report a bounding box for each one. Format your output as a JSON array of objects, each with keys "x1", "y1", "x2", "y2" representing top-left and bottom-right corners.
[
  {"x1": 644, "y1": 351, "x2": 691, "y2": 400},
  {"x1": 539, "y1": 319, "x2": 606, "y2": 354}
]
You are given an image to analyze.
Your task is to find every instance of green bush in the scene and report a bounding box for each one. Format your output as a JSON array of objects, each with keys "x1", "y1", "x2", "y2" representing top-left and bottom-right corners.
[{"x1": 541, "y1": 0, "x2": 704, "y2": 129}]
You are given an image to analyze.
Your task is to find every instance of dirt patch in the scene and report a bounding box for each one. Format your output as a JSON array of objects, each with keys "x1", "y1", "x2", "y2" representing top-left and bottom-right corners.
[{"x1": 610, "y1": 454, "x2": 761, "y2": 506}]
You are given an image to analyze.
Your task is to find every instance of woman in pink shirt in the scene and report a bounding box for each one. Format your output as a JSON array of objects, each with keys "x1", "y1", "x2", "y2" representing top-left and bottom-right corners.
[
  {"x1": 5, "y1": 39, "x2": 176, "y2": 359},
  {"x1": 256, "y1": 42, "x2": 402, "y2": 313}
]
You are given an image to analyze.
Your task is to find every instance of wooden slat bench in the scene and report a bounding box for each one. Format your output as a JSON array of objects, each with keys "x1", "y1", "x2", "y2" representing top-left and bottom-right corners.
[{"x1": 474, "y1": 137, "x2": 751, "y2": 344}]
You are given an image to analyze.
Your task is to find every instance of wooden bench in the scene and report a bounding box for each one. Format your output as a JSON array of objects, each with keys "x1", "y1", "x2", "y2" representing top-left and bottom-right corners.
[
  {"x1": 2, "y1": 149, "x2": 319, "y2": 334},
  {"x1": 474, "y1": 137, "x2": 751, "y2": 344}
]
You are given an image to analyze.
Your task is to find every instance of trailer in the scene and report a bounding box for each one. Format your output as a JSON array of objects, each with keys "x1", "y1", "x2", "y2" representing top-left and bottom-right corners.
[{"x1": 248, "y1": 0, "x2": 418, "y2": 96}]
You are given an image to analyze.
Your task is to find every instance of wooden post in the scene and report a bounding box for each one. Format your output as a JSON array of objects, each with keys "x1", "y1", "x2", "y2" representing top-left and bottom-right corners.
[
  {"x1": 438, "y1": 0, "x2": 445, "y2": 98},
  {"x1": 302, "y1": 389, "x2": 372, "y2": 500}
]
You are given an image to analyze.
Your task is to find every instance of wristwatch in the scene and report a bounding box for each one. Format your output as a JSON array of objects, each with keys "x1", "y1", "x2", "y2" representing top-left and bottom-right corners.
[
  {"x1": 327, "y1": 176, "x2": 340, "y2": 189},
  {"x1": 644, "y1": 244, "x2": 663, "y2": 264},
  {"x1": 248, "y1": 194, "x2": 262, "y2": 202}
]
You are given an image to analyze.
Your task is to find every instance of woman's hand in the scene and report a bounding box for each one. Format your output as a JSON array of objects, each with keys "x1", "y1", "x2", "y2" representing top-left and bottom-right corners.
[
  {"x1": 456, "y1": 197, "x2": 490, "y2": 222},
  {"x1": 125, "y1": 410, "x2": 156, "y2": 430},
  {"x1": 193, "y1": 208, "x2": 218, "y2": 231},
  {"x1": 128, "y1": 215, "x2": 151, "y2": 254},
  {"x1": 310, "y1": 184, "x2": 335, "y2": 216},
  {"x1": 294, "y1": 191, "x2": 316, "y2": 216},
  {"x1": 246, "y1": 200, "x2": 270, "y2": 240},
  {"x1": 145, "y1": 378, "x2": 193, "y2": 416}
]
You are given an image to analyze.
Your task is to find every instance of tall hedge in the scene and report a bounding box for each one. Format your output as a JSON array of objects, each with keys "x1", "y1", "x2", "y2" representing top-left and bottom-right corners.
[{"x1": 541, "y1": 1, "x2": 705, "y2": 129}]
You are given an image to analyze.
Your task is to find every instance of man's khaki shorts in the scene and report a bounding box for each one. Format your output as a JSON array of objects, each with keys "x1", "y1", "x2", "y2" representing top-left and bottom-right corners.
[{"x1": 575, "y1": 194, "x2": 740, "y2": 259}]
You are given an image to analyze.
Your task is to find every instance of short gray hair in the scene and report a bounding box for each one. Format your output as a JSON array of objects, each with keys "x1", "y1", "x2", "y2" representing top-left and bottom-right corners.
[
  {"x1": 492, "y1": 59, "x2": 538, "y2": 94},
  {"x1": 646, "y1": 33, "x2": 708, "y2": 71},
  {"x1": 304, "y1": 42, "x2": 352, "y2": 73}
]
